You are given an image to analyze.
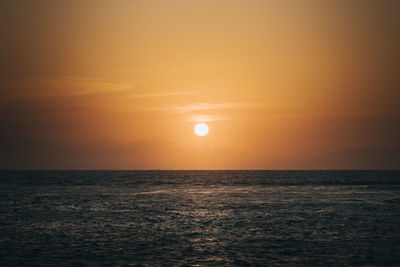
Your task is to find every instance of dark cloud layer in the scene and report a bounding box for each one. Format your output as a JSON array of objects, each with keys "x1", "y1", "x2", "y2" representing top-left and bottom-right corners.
[{"x1": 1, "y1": 136, "x2": 399, "y2": 170}]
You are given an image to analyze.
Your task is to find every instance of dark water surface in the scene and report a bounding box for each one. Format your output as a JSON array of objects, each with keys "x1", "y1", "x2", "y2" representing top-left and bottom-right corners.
[{"x1": 1, "y1": 170, "x2": 400, "y2": 266}]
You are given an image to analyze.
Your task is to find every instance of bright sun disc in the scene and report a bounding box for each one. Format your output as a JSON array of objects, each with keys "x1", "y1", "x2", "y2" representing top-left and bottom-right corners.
[{"x1": 194, "y1": 123, "x2": 209, "y2": 136}]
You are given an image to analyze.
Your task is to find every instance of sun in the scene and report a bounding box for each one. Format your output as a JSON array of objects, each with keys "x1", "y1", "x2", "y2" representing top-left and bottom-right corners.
[{"x1": 194, "y1": 123, "x2": 209, "y2": 136}]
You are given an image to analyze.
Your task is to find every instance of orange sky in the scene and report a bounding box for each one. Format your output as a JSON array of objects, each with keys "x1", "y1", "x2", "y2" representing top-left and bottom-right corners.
[{"x1": 1, "y1": 0, "x2": 399, "y2": 169}]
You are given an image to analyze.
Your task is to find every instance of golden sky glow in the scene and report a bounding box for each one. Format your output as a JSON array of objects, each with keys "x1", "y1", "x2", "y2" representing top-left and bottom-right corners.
[{"x1": 1, "y1": 0, "x2": 399, "y2": 169}]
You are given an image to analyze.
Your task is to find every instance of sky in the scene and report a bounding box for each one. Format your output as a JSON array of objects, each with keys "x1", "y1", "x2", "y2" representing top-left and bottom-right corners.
[{"x1": 1, "y1": 0, "x2": 399, "y2": 169}]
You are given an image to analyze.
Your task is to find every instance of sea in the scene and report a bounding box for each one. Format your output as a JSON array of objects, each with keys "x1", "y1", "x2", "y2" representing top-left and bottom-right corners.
[{"x1": 1, "y1": 170, "x2": 400, "y2": 266}]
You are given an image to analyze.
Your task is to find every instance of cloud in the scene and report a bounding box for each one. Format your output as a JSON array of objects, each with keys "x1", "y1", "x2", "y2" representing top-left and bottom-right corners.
[
  {"x1": 171, "y1": 102, "x2": 257, "y2": 113},
  {"x1": 0, "y1": 76, "x2": 131, "y2": 100},
  {"x1": 186, "y1": 114, "x2": 224, "y2": 122},
  {"x1": 0, "y1": 76, "x2": 201, "y2": 111},
  {"x1": 0, "y1": 136, "x2": 244, "y2": 170},
  {"x1": 126, "y1": 91, "x2": 198, "y2": 99},
  {"x1": 1, "y1": 135, "x2": 399, "y2": 170}
]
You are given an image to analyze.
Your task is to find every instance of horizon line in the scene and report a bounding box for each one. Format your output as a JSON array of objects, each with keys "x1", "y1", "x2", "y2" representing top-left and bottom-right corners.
[{"x1": 1, "y1": 169, "x2": 399, "y2": 171}]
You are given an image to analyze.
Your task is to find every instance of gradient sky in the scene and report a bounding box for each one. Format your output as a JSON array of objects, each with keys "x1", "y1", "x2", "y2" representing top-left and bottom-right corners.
[{"x1": 1, "y1": 0, "x2": 400, "y2": 169}]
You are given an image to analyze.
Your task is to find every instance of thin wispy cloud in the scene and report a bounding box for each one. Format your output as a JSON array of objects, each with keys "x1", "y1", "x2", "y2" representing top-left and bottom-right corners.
[
  {"x1": 172, "y1": 102, "x2": 259, "y2": 113},
  {"x1": 0, "y1": 77, "x2": 200, "y2": 103},
  {"x1": 187, "y1": 114, "x2": 225, "y2": 122},
  {"x1": 0, "y1": 76, "x2": 131, "y2": 99},
  {"x1": 126, "y1": 91, "x2": 198, "y2": 99},
  {"x1": 139, "y1": 102, "x2": 266, "y2": 114}
]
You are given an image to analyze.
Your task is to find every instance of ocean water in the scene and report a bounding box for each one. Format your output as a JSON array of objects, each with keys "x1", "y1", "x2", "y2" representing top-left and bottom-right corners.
[{"x1": 1, "y1": 170, "x2": 400, "y2": 266}]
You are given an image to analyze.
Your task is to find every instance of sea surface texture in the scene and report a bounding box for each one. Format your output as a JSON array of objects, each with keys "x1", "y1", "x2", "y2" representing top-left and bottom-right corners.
[{"x1": 1, "y1": 170, "x2": 400, "y2": 266}]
